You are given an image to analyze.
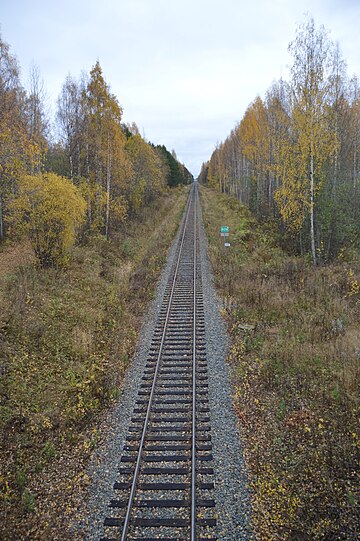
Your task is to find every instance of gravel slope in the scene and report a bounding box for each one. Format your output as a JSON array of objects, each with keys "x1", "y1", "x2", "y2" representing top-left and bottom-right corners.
[{"x1": 79, "y1": 190, "x2": 252, "y2": 540}]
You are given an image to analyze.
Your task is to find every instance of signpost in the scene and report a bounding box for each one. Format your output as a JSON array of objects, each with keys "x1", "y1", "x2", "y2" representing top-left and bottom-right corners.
[{"x1": 220, "y1": 226, "x2": 230, "y2": 248}]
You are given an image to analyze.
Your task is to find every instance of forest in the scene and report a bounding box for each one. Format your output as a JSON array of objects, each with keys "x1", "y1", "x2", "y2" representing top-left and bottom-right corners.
[
  {"x1": 0, "y1": 34, "x2": 192, "y2": 265},
  {"x1": 199, "y1": 18, "x2": 360, "y2": 265}
]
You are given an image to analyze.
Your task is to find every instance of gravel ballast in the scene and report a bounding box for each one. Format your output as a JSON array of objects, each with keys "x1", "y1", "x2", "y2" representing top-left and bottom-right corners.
[{"x1": 79, "y1": 190, "x2": 252, "y2": 540}]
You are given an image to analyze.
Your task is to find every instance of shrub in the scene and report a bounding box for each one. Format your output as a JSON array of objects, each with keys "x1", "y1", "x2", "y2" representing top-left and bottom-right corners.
[{"x1": 8, "y1": 173, "x2": 86, "y2": 266}]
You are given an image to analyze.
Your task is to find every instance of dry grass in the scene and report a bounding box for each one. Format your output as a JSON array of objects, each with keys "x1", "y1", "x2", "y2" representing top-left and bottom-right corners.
[
  {"x1": 200, "y1": 186, "x2": 359, "y2": 541},
  {"x1": 0, "y1": 240, "x2": 35, "y2": 278},
  {"x1": 0, "y1": 186, "x2": 188, "y2": 540}
]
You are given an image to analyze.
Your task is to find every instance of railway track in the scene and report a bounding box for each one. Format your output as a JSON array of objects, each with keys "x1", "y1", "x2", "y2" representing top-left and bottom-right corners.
[{"x1": 102, "y1": 184, "x2": 216, "y2": 541}]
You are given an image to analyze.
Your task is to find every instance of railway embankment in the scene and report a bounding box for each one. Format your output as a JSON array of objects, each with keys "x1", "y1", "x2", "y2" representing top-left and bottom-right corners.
[
  {"x1": 200, "y1": 186, "x2": 359, "y2": 540},
  {"x1": 0, "y1": 187, "x2": 188, "y2": 540}
]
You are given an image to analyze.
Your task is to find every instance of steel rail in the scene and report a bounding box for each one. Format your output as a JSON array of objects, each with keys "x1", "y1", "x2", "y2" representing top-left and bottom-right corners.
[
  {"x1": 120, "y1": 187, "x2": 194, "y2": 541},
  {"x1": 190, "y1": 185, "x2": 197, "y2": 540}
]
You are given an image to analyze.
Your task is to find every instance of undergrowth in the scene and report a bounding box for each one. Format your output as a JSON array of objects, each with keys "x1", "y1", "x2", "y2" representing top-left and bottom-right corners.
[
  {"x1": 0, "y1": 186, "x2": 188, "y2": 540},
  {"x1": 200, "y1": 186, "x2": 359, "y2": 541}
]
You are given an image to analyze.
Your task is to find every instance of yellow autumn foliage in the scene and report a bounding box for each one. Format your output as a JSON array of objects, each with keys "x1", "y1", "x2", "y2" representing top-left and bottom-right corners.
[{"x1": 8, "y1": 173, "x2": 86, "y2": 266}]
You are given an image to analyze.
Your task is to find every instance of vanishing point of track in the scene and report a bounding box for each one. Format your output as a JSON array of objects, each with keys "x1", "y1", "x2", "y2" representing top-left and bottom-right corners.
[{"x1": 102, "y1": 184, "x2": 216, "y2": 541}]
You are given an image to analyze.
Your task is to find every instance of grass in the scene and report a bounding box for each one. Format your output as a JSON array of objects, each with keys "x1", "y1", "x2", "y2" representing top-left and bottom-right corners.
[
  {"x1": 200, "y1": 186, "x2": 359, "y2": 541},
  {"x1": 0, "y1": 186, "x2": 189, "y2": 540}
]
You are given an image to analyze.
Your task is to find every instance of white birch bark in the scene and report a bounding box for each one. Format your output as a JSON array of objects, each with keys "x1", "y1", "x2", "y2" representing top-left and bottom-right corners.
[
  {"x1": 105, "y1": 133, "x2": 111, "y2": 240},
  {"x1": 0, "y1": 195, "x2": 3, "y2": 241},
  {"x1": 310, "y1": 137, "x2": 317, "y2": 265}
]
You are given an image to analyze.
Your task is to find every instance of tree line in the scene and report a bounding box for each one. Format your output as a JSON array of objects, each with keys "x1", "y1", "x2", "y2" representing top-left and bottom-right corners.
[
  {"x1": 0, "y1": 34, "x2": 192, "y2": 264},
  {"x1": 199, "y1": 17, "x2": 360, "y2": 264}
]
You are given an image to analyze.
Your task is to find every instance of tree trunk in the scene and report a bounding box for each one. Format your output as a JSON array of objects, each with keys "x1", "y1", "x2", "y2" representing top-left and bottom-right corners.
[
  {"x1": 105, "y1": 134, "x2": 111, "y2": 240},
  {"x1": 354, "y1": 142, "x2": 357, "y2": 189},
  {"x1": 0, "y1": 194, "x2": 3, "y2": 241},
  {"x1": 310, "y1": 139, "x2": 317, "y2": 265},
  {"x1": 299, "y1": 230, "x2": 304, "y2": 256},
  {"x1": 268, "y1": 171, "x2": 273, "y2": 210},
  {"x1": 326, "y1": 148, "x2": 338, "y2": 259},
  {"x1": 86, "y1": 140, "x2": 92, "y2": 227},
  {"x1": 77, "y1": 142, "x2": 81, "y2": 177},
  {"x1": 69, "y1": 154, "x2": 73, "y2": 179}
]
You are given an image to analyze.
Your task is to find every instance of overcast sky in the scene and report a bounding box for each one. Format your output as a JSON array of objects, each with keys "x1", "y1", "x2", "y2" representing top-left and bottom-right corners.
[{"x1": 1, "y1": 0, "x2": 360, "y2": 175}]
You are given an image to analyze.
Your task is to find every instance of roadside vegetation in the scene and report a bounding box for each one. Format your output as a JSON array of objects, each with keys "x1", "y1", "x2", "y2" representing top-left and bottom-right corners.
[
  {"x1": 0, "y1": 186, "x2": 188, "y2": 539},
  {"x1": 200, "y1": 186, "x2": 359, "y2": 540}
]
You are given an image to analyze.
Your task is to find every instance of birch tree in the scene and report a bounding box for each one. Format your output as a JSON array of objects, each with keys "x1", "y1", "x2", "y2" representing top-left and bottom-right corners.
[
  {"x1": 125, "y1": 134, "x2": 165, "y2": 213},
  {"x1": 83, "y1": 61, "x2": 128, "y2": 237},
  {"x1": 26, "y1": 64, "x2": 49, "y2": 173},
  {"x1": 238, "y1": 97, "x2": 270, "y2": 214},
  {"x1": 287, "y1": 17, "x2": 336, "y2": 264},
  {"x1": 57, "y1": 74, "x2": 86, "y2": 179},
  {"x1": 0, "y1": 34, "x2": 37, "y2": 240},
  {"x1": 349, "y1": 77, "x2": 360, "y2": 189}
]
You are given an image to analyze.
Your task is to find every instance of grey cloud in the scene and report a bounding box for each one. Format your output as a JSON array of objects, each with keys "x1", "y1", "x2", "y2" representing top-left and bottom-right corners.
[{"x1": 1, "y1": 0, "x2": 360, "y2": 175}]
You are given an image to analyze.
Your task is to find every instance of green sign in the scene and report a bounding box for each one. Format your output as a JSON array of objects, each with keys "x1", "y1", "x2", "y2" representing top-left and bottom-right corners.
[{"x1": 221, "y1": 226, "x2": 229, "y2": 233}]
